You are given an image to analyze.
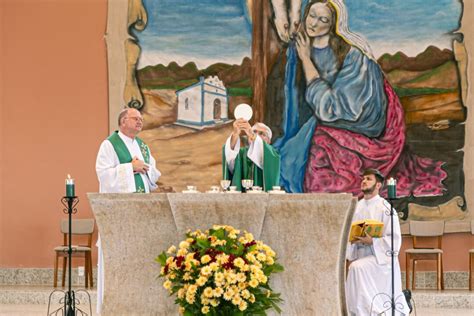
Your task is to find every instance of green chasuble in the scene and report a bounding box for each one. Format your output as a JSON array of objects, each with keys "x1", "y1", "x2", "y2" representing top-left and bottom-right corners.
[
  {"x1": 222, "y1": 142, "x2": 280, "y2": 192},
  {"x1": 108, "y1": 131, "x2": 150, "y2": 193}
]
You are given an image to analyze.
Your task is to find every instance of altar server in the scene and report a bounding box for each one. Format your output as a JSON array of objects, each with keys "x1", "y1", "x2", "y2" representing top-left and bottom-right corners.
[
  {"x1": 95, "y1": 107, "x2": 161, "y2": 314},
  {"x1": 223, "y1": 119, "x2": 280, "y2": 192},
  {"x1": 345, "y1": 169, "x2": 409, "y2": 315}
]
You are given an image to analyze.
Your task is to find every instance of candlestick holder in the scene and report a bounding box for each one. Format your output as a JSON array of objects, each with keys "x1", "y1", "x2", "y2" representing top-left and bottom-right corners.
[
  {"x1": 370, "y1": 195, "x2": 410, "y2": 315},
  {"x1": 47, "y1": 196, "x2": 92, "y2": 316}
]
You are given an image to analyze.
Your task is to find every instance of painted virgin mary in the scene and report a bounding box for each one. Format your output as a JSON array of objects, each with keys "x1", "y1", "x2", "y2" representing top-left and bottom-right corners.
[{"x1": 273, "y1": 0, "x2": 447, "y2": 196}]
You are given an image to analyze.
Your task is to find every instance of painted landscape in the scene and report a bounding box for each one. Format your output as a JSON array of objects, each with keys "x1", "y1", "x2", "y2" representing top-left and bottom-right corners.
[{"x1": 137, "y1": 45, "x2": 465, "y2": 205}]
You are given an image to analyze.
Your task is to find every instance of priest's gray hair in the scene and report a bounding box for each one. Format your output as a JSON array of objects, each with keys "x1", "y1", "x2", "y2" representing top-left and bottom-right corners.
[
  {"x1": 252, "y1": 122, "x2": 272, "y2": 140},
  {"x1": 118, "y1": 108, "x2": 130, "y2": 126}
]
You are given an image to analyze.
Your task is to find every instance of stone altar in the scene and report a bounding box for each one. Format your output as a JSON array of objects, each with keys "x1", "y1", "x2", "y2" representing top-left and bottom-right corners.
[{"x1": 88, "y1": 193, "x2": 356, "y2": 315}]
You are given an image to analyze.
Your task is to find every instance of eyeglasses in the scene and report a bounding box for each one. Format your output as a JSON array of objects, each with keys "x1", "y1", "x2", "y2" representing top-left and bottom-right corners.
[
  {"x1": 126, "y1": 116, "x2": 143, "y2": 122},
  {"x1": 253, "y1": 130, "x2": 268, "y2": 138}
]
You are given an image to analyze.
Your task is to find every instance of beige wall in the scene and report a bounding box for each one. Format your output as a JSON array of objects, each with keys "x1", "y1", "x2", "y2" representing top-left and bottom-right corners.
[
  {"x1": 0, "y1": 0, "x2": 107, "y2": 267},
  {"x1": 0, "y1": 0, "x2": 472, "y2": 272}
]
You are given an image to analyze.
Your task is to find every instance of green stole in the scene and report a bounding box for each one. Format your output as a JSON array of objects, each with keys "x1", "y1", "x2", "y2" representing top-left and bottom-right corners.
[
  {"x1": 107, "y1": 131, "x2": 150, "y2": 193},
  {"x1": 222, "y1": 142, "x2": 280, "y2": 192}
]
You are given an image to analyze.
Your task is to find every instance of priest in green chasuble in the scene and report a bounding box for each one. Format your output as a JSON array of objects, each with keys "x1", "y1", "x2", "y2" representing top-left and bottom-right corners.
[
  {"x1": 95, "y1": 107, "x2": 161, "y2": 315},
  {"x1": 222, "y1": 118, "x2": 280, "y2": 191}
]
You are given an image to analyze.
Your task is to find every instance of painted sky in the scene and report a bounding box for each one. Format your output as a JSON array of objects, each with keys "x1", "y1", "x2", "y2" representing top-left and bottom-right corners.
[
  {"x1": 137, "y1": 0, "x2": 462, "y2": 69},
  {"x1": 137, "y1": 0, "x2": 251, "y2": 69}
]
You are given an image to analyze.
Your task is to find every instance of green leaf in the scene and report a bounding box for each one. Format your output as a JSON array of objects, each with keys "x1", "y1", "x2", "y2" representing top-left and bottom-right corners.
[
  {"x1": 156, "y1": 251, "x2": 167, "y2": 266},
  {"x1": 247, "y1": 245, "x2": 257, "y2": 252},
  {"x1": 196, "y1": 238, "x2": 210, "y2": 249},
  {"x1": 212, "y1": 228, "x2": 226, "y2": 240},
  {"x1": 183, "y1": 309, "x2": 194, "y2": 316},
  {"x1": 272, "y1": 263, "x2": 284, "y2": 272}
]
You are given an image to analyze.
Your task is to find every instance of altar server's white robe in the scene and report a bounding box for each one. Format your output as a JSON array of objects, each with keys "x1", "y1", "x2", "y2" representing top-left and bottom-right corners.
[
  {"x1": 345, "y1": 195, "x2": 409, "y2": 316},
  {"x1": 95, "y1": 131, "x2": 161, "y2": 314}
]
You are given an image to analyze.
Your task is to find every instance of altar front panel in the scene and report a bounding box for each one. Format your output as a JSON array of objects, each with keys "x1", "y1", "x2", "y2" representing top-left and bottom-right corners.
[{"x1": 88, "y1": 193, "x2": 356, "y2": 315}]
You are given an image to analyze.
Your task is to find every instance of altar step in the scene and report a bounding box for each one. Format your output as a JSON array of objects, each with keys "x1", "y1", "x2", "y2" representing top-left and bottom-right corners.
[{"x1": 1, "y1": 285, "x2": 473, "y2": 315}]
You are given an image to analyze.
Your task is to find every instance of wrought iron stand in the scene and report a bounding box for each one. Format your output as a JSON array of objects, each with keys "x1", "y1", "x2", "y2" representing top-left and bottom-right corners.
[
  {"x1": 370, "y1": 197, "x2": 409, "y2": 315},
  {"x1": 47, "y1": 196, "x2": 92, "y2": 316}
]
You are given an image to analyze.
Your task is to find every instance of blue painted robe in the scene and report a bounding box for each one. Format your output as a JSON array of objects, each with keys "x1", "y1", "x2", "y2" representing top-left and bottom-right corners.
[{"x1": 274, "y1": 44, "x2": 388, "y2": 192}]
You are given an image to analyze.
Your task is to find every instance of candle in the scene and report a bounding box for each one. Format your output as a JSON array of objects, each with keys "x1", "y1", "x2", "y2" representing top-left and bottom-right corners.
[
  {"x1": 66, "y1": 174, "x2": 75, "y2": 197},
  {"x1": 387, "y1": 177, "x2": 396, "y2": 200}
]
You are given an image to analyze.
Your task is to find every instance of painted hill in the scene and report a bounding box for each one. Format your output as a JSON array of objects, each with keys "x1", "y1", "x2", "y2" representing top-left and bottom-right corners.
[
  {"x1": 378, "y1": 45, "x2": 454, "y2": 73},
  {"x1": 137, "y1": 57, "x2": 252, "y2": 96}
]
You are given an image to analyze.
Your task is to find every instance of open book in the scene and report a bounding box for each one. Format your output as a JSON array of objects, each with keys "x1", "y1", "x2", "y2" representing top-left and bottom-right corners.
[{"x1": 349, "y1": 219, "x2": 384, "y2": 242}]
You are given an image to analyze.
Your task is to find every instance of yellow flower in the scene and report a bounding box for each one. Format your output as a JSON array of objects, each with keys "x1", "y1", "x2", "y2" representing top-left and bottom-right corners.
[
  {"x1": 249, "y1": 278, "x2": 259, "y2": 288},
  {"x1": 216, "y1": 254, "x2": 229, "y2": 265},
  {"x1": 209, "y1": 262, "x2": 219, "y2": 271},
  {"x1": 226, "y1": 271, "x2": 238, "y2": 284},
  {"x1": 266, "y1": 249, "x2": 276, "y2": 258},
  {"x1": 266, "y1": 257, "x2": 275, "y2": 265},
  {"x1": 163, "y1": 280, "x2": 172, "y2": 290},
  {"x1": 210, "y1": 299, "x2": 219, "y2": 307},
  {"x1": 201, "y1": 266, "x2": 212, "y2": 276},
  {"x1": 186, "y1": 293, "x2": 196, "y2": 304},
  {"x1": 258, "y1": 274, "x2": 268, "y2": 284},
  {"x1": 233, "y1": 257, "x2": 245, "y2": 269},
  {"x1": 186, "y1": 252, "x2": 195, "y2": 262},
  {"x1": 186, "y1": 238, "x2": 194, "y2": 244},
  {"x1": 245, "y1": 253, "x2": 256, "y2": 263},
  {"x1": 238, "y1": 282, "x2": 247, "y2": 290},
  {"x1": 239, "y1": 301, "x2": 248, "y2": 311},
  {"x1": 167, "y1": 245, "x2": 176, "y2": 254},
  {"x1": 223, "y1": 290, "x2": 233, "y2": 301},
  {"x1": 160, "y1": 266, "x2": 165, "y2": 275},
  {"x1": 214, "y1": 272, "x2": 225, "y2": 284},
  {"x1": 182, "y1": 272, "x2": 192, "y2": 281},
  {"x1": 196, "y1": 276, "x2": 208, "y2": 286},
  {"x1": 177, "y1": 288, "x2": 185, "y2": 299},
  {"x1": 201, "y1": 255, "x2": 212, "y2": 264},
  {"x1": 166, "y1": 257, "x2": 174, "y2": 265},
  {"x1": 236, "y1": 273, "x2": 246, "y2": 283},
  {"x1": 201, "y1": 306, "x2": 210, "y2": 314},
  {"x1": 244, "y1": 232, "x2": 254, "y2": 241},
  {"x1": 177, "y1": 248, "x2": 188, "y2": 256},
  {"x1": 249, "y1": 294, "x2": 256, "y2": 303},
  {"x1": 187, "y1": 284, "x2": 198, "y2": 294},
  {"x1": 179, "y1": 241, "x2": 190, "y2": 249},
  {"x1": 241, "y1": 289, "x2": 250, "y2": 299},
  {"x1": 184, "y1": 261, "x2": 192, "y2": 271},
  {"x1": 179, "y1": 306, "x2": 185, "y2": 314},
  {"x1": 203, "y1": 287, "x2": 213, "y2": 298},
  {"x1": 213, "y1": 287, "x2": 224, "y2": 298},
  {"x1": 256, "y1": 252, "x2": 266, "y2": 262},
  {"x1": 232, "y1": 294, "x2": 242, "y2": 306},
  {"x1": 201, "y1": 297, "x2": 210, "y2": 306}
]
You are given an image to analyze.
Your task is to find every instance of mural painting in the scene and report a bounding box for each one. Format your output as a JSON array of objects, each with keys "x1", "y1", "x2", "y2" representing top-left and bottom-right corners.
[{"x1": 108, "y1": 0, "x2": 469, "y2": 222}]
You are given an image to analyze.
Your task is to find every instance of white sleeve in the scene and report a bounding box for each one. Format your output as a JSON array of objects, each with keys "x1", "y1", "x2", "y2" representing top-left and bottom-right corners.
[
  {"x1": 247, "y1": 135, "x2": 264, "y2": 170},
  {"x1": 145, "y1": 150, "x2": 161, "y2": 191},
  {"x1": 225, "y1": 136, "x2": 240, "y2": 173},
  {"x1": 372, "y1": 200, "x2": 401, "y2": 265},
  {"x1": 95, "y1": 140, "x2": 136, "y2": 193}
]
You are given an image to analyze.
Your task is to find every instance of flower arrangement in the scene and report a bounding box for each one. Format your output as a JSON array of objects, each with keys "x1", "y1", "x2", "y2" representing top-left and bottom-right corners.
[{"x1": 156, "y1": 225, "x2": 284, "y2": 315}]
